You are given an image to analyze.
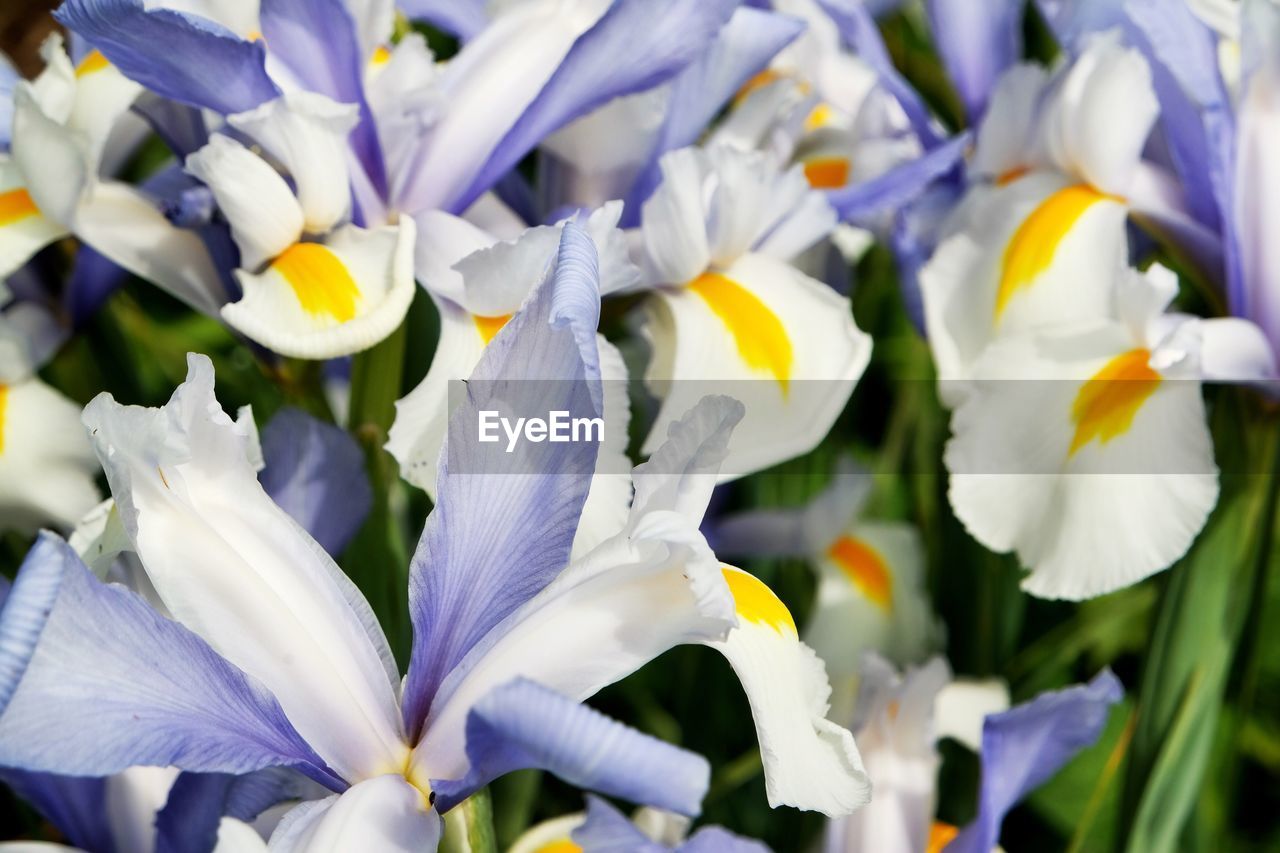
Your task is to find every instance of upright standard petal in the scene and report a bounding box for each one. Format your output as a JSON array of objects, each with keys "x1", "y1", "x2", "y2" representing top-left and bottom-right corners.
[
  {"x1": 0, "y1": 535, "x2": 330, "y2": 782},
  {"x1": 946, "y1": 671, "x2": 1123, "y2": 853},
  {"x1": 430, "y1": 679, "x2": 710, "y2": 817},
  {"x1": 259, "y1": 408, "x2": 372, "y2": 557},
  {"x1": 55, "y1": 0, "x2": 280, "y2": 116},
  {"x1": 82, "y1": 355, "x2": 406, "y2": 783},
  {"x1": 0, "y1": 770, "x2": 113, "y2": 853},
  {"x1": 925, "y1": 0, "x2": 1023, "y2": 121},
  {"x1": 399, "y1": 224, "x2": 604, "y2": 738},
  {"x1": 154, "y1": 768, "x2": 313, "y2": 853},
  {"x1": 404, "y1": 0, "x2": 739, "y2": 214},
  {"x1": 228, "y1": 94, "x2": 359, "y2": 235}
]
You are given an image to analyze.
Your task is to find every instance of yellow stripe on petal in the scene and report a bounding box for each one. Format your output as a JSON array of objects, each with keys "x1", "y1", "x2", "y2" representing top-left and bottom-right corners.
[
  {"x1": 803, "y1": 157, "x2": 850, "y2": 189},
  {"x1": 75, "y1": 50, "x2": 111, "y2": 77},
  {"x1": 372, "y1": 45, "x2": 392, "y2": 65},
  {"x1": 688, "y1": 272, "x2": 793, "y2": 392},
  {"x1": 0, "y1": 188, "x2": 39, "y2": 226},
  {"x1": 533, "y1": 842, "x2": 580, "y2": 853},
  {"x1": 804, "y1": 103, "x2": 837, "y2": 132},
  {"x1": 272, "y1": 243, "x2": 361, "y2": 322},
  {"x1": 926, "y1": 822, "x2": 959, "y2": 853},
  {"x1": 735, "y1": 68, "x2": 782, "y2": 104},
  {"x1": 996, "y1": 184, "x2": 1116, "y2": 319},
  {"x1": 1069, "y1": 348, "x2": 1161, "y2": 455},
  {"x1": 0, "y1": 384, "x2": 7, "y2": 455},
  {"x1": 723, "y1": 566, "x2": 797, "y2": 637},
  {"x1": 826, "y1": 535, "x2": 892, "y2": 611},
  {"x1": 995, "y1": 165, "x2": 1030, "y2": 186},
  {"x1": 473, "y1": 313, "x2": 512, "y2": 345}
]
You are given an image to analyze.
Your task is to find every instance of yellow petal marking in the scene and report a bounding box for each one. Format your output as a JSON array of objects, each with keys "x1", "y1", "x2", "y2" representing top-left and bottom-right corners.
[
  {"x1": 75, "y1": 50, "x2": 111, "y2": 77},
  {"x1": 826, "y1": 535, "x2": 892, "y2": 611},
  {"x1": 473, "y1": 313, "x2": 512, "y2": 345},
  {"x1": 804, "y1": 103, "x2": 837, "y2": 131},
  {"x1": 533, "y1": 842, "x2": 581, "y2": 853},
  {"x1": 0, "y1": 188, "x2": 39, "y2": 226},
  {"x1": 722, "y1": 566, "x2": 797, "y2": 637},
  {"x1": 272, "y1": 243, "x2": 361, "y2": 323},
  {"x1": 926, "y1": 822, "x2": 959, "y2": 853},
  {"x1": 996, "y1": 184, "x2": 1116, "y2": 320},
  {"x1": 687, "y1": 272, "x2": 793, "y2": 392},
  {"x1": 735, "y1": 68, "x2": 783, "y2": 104},
  {"x1": 372, "y1": 45, "x2": 392, "y2": 65},
  {"x1": 1069, "y1": 348, "x2": 1161, "y2": 456},
  {"x1": 0, "y1": 384, "x2": 8, "y2": 455},
  {"x1": 803, "y1": 156, "x2": 851, "y2": 189}
]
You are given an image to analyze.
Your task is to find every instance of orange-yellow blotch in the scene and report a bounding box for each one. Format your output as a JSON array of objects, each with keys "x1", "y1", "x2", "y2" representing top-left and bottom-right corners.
[
  {"x1": 995, "y1": 165, "x2": 1030, "y2": 186},
  {"x1": 0, "y1": 188, "x2": 39, "y2": 227},
  {"x1": 735, "y1": 68, "x2": 783, "y2": 104},
  {"x1": 473, "y1": 313, "x2": 512, "y2": 345},
  {"x1": 804, "y1": 103, "x2": 837, "y2": 132},
  {"x1": 0, "y1": 384, "x2": 8, "y2": 455},
  {"x1": 826, "y1": 535, "x2": 892, "y2": 611},
  {"x1": 687, "y1": 272, "x2": 793, "y2": 392},
  {"x1": 75, "y1": 50, "x2": 111, "y2": 78},
  {"x1": 533, "y1": 842, "x2": 581, "y2": 853},
  {"x1": 372, "y1": 45, "x2": 392, "y2": 65},
  {"x1": 723, "y1": 566, "x2": 797, "y2": 636},
  {"x1": 996, "y1": 184, "x2": 1117, "y2": 319},
  {"x1": 926, "y1": 822, "x2": 959, "y2": 853},
  {"x1": 803, "y1": 156, "x2": 850, "y2": 190},
  {"x1": 272, "y1": 243, "x2": 361, "y2": 323},
  {"x1": 1069, "y1": 348, "x2": 1161, "y2": 455}
]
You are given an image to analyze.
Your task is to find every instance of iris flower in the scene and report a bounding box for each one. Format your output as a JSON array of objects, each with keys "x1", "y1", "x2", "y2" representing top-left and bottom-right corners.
[
  {"x1": 511, "y1": 796, "x2": 770, "y2": 853},
  {"x1": 0, "y1": 226, "x2": 868, "y2": 852}
]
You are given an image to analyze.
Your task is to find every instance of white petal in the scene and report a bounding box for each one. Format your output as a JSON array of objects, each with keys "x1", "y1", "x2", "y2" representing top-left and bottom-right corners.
[
  {"x1": 411, "y1": 210, "x2": 495, "y2": 304},
  {"x1": 387, "y1": 297, "x2": 487, "y2": 495},
  {"x1": 65, "y1": 54, "x2": 144, "y2": 168},
  {"x1": 971, "y1": 63, "x2": 1051, "y2": 181},
  {"x1": 268, "y1": 776, "x2": 438, "y2": 853},
  {"x1": 0, "y1": 156, "x2": 67, "y2": 281},
  {"x1": 186, "y1": 134, "x2": 304, "y2": 270},
  {"x1": 11, "y1": 84, "x2": 90, "y2": 228},
  {"x1": 641, "y1": 252, "x2": 871, "y2": 479},
  {"x1": 0, "y1": 377, "x2": 100, "y2": 534},
  {"x1": 920, "y1": 173, "x2": 1126, "y2": 396},
  {"x1": 229, "y1": 94, "x2": 359, "y2": 234},
  {"x1": 223, "y1": 218, "x2": 416, "y2": 359},
  {"x1": 74, "y1": 181, "x2": 228, "y2": 316},
  {"x1": 105, "y1": 766, "x2": 180, "y2": 853},
  {"x1": 707, "y1": 566, "x2": 870, "y2": 816},
  {"x1": 509, "y1": 815, "x2": 586, "y2": 853},
  {"x1": 804, "y1": 520, "x2": 940, "y2": 681},
  {"x1": 83, "y1": 355, "x2": 409, "y2": 781},
  {"x1": 1197, "y1": 317, "x2": 1278, "y2": 381},
  {"x1": 213, "y1": 817, "x2": 270, "y2": 853},
  {"x1": 945, "y1": 327, "x2": 1220, "y2": 600},
  {"x1": 1039, "y1": 32, "x2": 1159, "y2": 195},
  {"x1": 933, "y1": 678, "x2": 1010, "y2": 752},
  {"x1": 571, "y1": 338, "x2": 633, "y2": 560},
  {"x1": 149, "y1": 0, "x2": 262, "y2": 38},
  {"x1": 640, "y1": 148, "x2": 713, "y2": 285}
]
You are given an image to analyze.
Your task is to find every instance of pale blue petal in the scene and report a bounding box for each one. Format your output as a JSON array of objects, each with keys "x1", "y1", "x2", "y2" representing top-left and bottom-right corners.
[
  {"x1": 621, "y1": 7, "x2": 805, "y2": 223},
  {"x1": 925, "y1": 0, "x2": 1022, "y2": 122},
  {"x1": 259, "y1": 0, "x2": 388, "y2": 196},
  {"x1": 260, "y1": 407, "x2": 372, "y2": 557},
  {"x1": 444, "y1": 0, "x2": 739, "y2": 213},
  {"x1": 815, "y1": 0, "x2": 943, "y2": 148},
  {"x1": 828, "y1": 132, "x2": 969, "y2": 227},
  {"x1": 1032, "y1": 0, "x2": 1125, "y2": 52},
  {"x1": 572, "y1": 796, "x2": 666, "y2": 853},
  {"x1": 154, "y1": 768, "x2": 312, "y2": 853},
  {"x1": 946, "y1": 670, "x2": 1124, "y2": 853},
  {"x1": 400, "y1": 224, "x2": 604, "y2": 737},
  {"x1": 0, "y1": 769, "x2": 114, "y2": 853},
  {"x1": 55, "y1": 0, "x2": 280, "y2": 115},
  {"x1": 0, "y1": 53, "x2": 17, "y2": 151},
  {"x1": 708, "y1": 508, "x2": 808, "y2": 559},
  {"x1": 431, "y1": 679, "x2": 710, "y2": 816},
  {"x1": 0, "y1": 534, "x2": 335, "y2": 786}
]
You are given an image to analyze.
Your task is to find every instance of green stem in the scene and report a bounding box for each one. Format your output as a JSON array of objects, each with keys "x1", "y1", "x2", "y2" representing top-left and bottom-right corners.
[
  {"x1": 345, "y1": 321, "x2": 411, "y2": 661},
  {"x1": 441, "y1": 789, "x2": 498, "y2": 853}
]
